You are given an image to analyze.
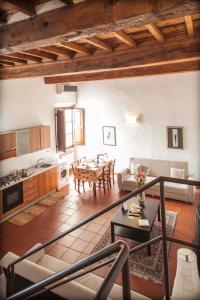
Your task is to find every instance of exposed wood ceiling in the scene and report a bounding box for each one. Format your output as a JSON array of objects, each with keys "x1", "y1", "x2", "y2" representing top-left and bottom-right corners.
[
  {"x1": 0, "y1": 0, "x2": 84, "y2": 24},
  {"x1": 0, "y1": 0, "x2": 200, "y2": 82}
]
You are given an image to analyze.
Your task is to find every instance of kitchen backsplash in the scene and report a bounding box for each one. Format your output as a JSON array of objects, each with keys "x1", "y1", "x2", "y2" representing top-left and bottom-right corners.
[{"x1": 0, "y1": 149, "x2": 57, "y2": 177}]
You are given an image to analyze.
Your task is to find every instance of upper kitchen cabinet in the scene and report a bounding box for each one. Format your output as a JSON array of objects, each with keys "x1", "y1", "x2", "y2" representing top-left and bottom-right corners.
[
  {"x1": 29, "y1": 126, "x2": 41, "y2": 153},
  {"x1": 0, "y1": 125, "x2": 51, "y2": 160},
  {"x1": 29, "y1": 126, "x2": 51, "y2": 153},
  {"x1": 0, "y1": 132, "x2": 16, "y2": 160},
  {"x1": 40, "y1": 126, "x2": 51, "y2": 150}
]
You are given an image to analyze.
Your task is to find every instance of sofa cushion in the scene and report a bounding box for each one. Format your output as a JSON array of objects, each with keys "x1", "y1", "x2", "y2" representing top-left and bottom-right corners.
[
  {"x1": 123, "y1": 174, "x2": 137, "y2": 186},
  {"x1": 165, "y1": 182, "x2": 188, "y2": 196},
  {"x1": 26, "y1": 243, "x2": 45, "y2": 263},
  {"x1": 171, "y1": 168, "x2": 185, "y2": 179},
  {"x1": 129, "y1": 161, "x2": 141, "y2": 175},
  {"x1": 38, "y1": 253, "x2": 150, "y2": 300},
  {"x1": 0, "y1": 266, "x2": 6, "y2": 300},
  {"x1": 38, "y1": 254, "x2": 70, "y2": 272},
  {"x1": 0, "y1": 252, "x2": 96, "y2": 300}
]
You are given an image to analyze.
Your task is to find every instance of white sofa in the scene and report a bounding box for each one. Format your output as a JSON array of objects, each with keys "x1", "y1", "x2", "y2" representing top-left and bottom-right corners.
[
  {"x1": 117, "y1": 157, "x2": 195, "y2": 203},
  {"x1": 0, "y1": 243, "x2": 150, "y2": 300}
]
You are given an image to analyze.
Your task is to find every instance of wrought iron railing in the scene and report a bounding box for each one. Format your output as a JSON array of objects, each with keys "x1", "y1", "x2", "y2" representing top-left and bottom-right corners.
[{"x1": 5, "y1": 176, "x2": 200, "y2": 300}]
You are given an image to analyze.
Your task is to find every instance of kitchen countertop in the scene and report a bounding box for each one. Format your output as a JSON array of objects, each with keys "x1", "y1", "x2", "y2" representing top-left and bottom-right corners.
[{"x1": 0, "y1": 164, "x2": 57, "y2": 191}]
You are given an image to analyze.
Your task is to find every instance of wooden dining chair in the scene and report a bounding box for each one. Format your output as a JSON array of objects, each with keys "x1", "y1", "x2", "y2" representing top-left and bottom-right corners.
[
  {"x1": 71, "y1": 160, "x2": 86, "y2": 193},
  {"x1": 97, "y1": 165, "x2": 110, "y2": 193},
  {"x1": 71, "y1": 160, "x2": 79, "y2": 191},
  {"x1": 109, "y1": 159, "x2": 116, "y2": 185}
]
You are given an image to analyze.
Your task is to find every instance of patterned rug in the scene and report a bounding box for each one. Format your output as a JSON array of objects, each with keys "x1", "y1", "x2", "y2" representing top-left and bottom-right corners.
[
  {"x1": 24, "y1": 204, "x2": 46, "y2": 216},
  {"x1": 8, "y1": 212, "x2": 35, "y2": 226},
  {"x1": 92, "y1": 211, "x2": 177, "y2": 284},
  {"x1": 38, "y1": 196, "x2": 57, "y2": 207},
  {"x1": 8, "y1": 191, "x2": 67, "y2": 226}
]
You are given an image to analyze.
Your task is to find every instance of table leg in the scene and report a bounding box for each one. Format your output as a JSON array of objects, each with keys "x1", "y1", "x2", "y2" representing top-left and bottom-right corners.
[
  {"x1": 78, "y1": 179, "x2": 80, "y2": 193},
  {"x1": 147, "y1": 245, "x2": 151, "y2": 256},
  {"x1": 93, "y1": 182, "x2": 96, "y2": 197},
  {"x1": 158, "y1": 206, "x2": 161, "y2": 222},
  {"x1": 147, "y1": 232, "x2": 151, "y2": 256},
  {"x1": 111, "y1": 223, "x2": 115, "y2": 243}
]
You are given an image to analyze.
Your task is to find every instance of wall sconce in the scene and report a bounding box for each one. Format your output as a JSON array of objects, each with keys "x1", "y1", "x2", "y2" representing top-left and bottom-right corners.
[{"x1": 125, "y1": 113, "x2": 140, "y2": 124}]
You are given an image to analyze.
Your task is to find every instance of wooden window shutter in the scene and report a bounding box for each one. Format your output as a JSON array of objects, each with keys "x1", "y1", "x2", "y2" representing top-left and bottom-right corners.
[
  {"x1": 74, "y1": 108, "x2": 85, "y2": 145},
  {"x1": 56, "y1": 109, "x2": 66, "y2": 151}
]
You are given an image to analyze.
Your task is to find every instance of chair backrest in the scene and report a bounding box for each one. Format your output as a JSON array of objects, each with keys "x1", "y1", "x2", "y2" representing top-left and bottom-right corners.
[
  {"x1": 101, "y1": 165, "x2": 109, "y2": 180},
  {"x1": 71, "y1": 160, "x2": 79, "y2": 175},
  {"x1": 80, "y1": 156, "x2": 86, "y2": 163},
  {"x1": 110, "y1": 159, "x2": 116, "y2": 174}
]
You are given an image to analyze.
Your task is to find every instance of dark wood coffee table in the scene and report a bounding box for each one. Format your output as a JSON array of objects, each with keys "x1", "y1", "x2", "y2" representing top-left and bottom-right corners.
[{"x1": 111, "y1": 197, "x2": 160, "y2": 255}]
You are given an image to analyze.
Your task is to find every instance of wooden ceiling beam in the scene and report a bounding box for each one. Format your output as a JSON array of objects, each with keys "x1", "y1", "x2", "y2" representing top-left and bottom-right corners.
[
  {"x1": 59, "y1": 0, "x2": 74, "y2": 5},
  {"x1": 113, "y1": 30, "x2": 136, "y2": 47},
  {"x1": 22, "y1": 50, "x2": 58, "y2": 61},
  {"x1": 83, "y1": 37, "x2": 112, "y2": 51},
  {"x1": 39, "y1": 46, "x2": 73, "y2": 59},
  {"x1": 44, "y1": 61, "x2": 200, "y2": 84},
  {"x1": 0, "y1": 55, "x2": 27, "y2": 64},
  {"x1": 145, "y1": 23, "x2": 164, "y2": 43},
  {"x1": 8, "y1": 52, "x2": 42, "y2": 63},
  {"x1": 4, "y1": 0, "x2": 36, "y2": 16},
  {"x1": 1, "y1": 37, "x2": 200, "y2": 80},
  {"x1": 0, "y1": 60, "x2": 15, "y2": 66},
  {"x1": 1, "y1": 0, "x2": 200, "y2": 54},
  {"x1": 57, "y1": 42, "x2": 91, "y2": 55},
  {"x1": 184, "y1": 15, "x2": 194, "y2": 37}
]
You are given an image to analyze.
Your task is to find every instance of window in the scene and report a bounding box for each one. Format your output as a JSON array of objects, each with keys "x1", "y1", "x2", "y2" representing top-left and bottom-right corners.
[{"x1": 55, "y1": 107, "x2": 85, "y2": 152}]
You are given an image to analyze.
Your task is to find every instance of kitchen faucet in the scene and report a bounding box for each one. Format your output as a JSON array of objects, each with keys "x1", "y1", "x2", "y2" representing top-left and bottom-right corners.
[{"x1": 35, "y1": 158, "x2": 44, "y2": 168}]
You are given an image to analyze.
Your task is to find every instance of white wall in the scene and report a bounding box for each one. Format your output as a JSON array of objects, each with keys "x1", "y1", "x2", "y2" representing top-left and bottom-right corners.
[
  {"x1": 76, "y1": 72, "x2": 200, "y2": 177},
  {"x1": 0, "y1": 77, "x2": 76, "y2": 176}
]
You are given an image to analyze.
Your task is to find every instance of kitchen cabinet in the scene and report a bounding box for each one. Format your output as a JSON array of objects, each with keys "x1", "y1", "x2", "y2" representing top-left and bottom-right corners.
[
  {"x1": 23, "y1": 176, "x2": 38, "y2": 204},
  {"x1": 37, "y1": 172, "x2": 48, "y2": 198},
  {"x1": 29, "y1": 126, "x2": 41, "y2": 153},
  {"x1": 0, "y1": 167, "x2": 58, "y2": 222},
  {"x1": 0, "y1": 125, "x2": 51, "y2": 161},
  {"x1": 29, "y1": 126, "x2": 51, "y2": 153},
  {"x1": 40, "y1": 126, "x2": 51, "y2": 149},
  {"x1": 16, "y1": 129, "x2": 29, "y2": 157},
  {"x1": 0, "y1": 132, "x2": 16, "y2": 161},
  {"x1": 36, "y1": 167, "x2": 58, "y2": 199},
  {"x1": 47, "y1": 167, "x2": 57, "y2": 193}
]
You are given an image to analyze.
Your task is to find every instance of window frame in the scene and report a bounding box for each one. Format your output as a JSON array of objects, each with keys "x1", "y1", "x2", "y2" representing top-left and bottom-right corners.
[{"x1": 55, "y1": 106, "x2": 85, "y2": 153}]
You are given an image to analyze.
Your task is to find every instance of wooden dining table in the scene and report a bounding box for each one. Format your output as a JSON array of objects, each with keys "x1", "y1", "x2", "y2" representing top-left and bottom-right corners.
[{"x1": 75, "y1": 160, "x2": 109, "y2": 195}]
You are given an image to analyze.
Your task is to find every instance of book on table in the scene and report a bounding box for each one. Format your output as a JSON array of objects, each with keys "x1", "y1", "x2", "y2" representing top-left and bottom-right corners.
[{"x1": 138, "y1": 219, "x2": 149, "y2": 227}]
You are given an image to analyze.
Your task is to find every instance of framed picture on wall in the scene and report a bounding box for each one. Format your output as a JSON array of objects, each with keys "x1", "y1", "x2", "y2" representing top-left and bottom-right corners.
[
  {"x1": 167, "y1": 126, "x2": 183, "y2": 149},
  {"x1": 102, "y1": 126, "x2": 116, "y2": 146}
]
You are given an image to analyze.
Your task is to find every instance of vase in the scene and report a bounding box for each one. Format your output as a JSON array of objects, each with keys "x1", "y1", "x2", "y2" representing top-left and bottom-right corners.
[{"x1": 137, "y1": 191, "x2": 145, "y2": 207}]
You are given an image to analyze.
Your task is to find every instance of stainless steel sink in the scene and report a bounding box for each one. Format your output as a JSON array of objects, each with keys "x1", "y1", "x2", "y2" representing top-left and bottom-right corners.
[{"x1": 40, "y1": 163, "x2": 52, "y2": 168}]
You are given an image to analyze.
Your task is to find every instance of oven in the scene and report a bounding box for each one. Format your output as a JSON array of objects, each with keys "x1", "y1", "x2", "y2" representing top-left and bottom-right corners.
[{"x1": 3, "y1": 182, "x2": 23, "y2": 213}]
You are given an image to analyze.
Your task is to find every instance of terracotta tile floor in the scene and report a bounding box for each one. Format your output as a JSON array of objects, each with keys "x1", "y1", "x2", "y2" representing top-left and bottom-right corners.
[{"x1": 0, "y1": 179, "x2": 198, "y2": 300}]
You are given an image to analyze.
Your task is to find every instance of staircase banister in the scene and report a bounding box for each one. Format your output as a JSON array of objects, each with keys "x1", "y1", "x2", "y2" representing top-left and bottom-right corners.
[
  {"x1": 6, "y1": 176, "x2": 200, "y2": 271},
  {"x1": 6, "y1": 240, "x2": 129, "y2": 300},
  {"x1": 160, "y1": 176, "x2": 200, "y2": 186},
  {"x1": 7, "y1": 176, "x2": 162, "y2": 269},
  {"x1": 5, "y1": 176, "x2": 200, "y2": 300}
]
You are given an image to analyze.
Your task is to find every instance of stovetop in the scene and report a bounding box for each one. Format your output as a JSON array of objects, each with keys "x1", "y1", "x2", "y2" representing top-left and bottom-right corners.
[{"x1": 0, "y1": 174, "x2": 23, "y2": 188}]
